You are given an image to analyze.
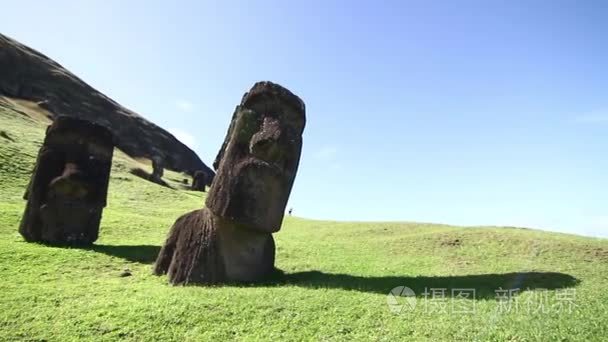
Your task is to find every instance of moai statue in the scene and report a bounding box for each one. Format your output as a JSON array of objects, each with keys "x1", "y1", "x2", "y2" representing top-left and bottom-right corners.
[
  {"x1": 19, "y1": 116, "x2": 114, "y2": 245},
  {"x1": 151, "y1": 155, "x2": 164, "y2": 181},
  {"x1": 154, "y1": 81, "x2": 305, "y2": 284},
  {"x1": 191, "y1": 170, "x2": 207, "y2": 192}
]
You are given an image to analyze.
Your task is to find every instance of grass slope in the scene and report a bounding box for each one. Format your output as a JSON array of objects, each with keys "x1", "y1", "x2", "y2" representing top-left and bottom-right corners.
[{"x1": 0, "y1": 99, "x2": 607, "y2": 341}]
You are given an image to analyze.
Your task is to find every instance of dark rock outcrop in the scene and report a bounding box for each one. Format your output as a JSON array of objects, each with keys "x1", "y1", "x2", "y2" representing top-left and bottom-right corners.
[
  {"x1": 0, "y1": 33, "x2": 214, "y2": 182},
  {"x1": 20, "y1": 116, "x2": 114, "y2": 245},
  {"x1": 154, "y1": 81, "x2": 305, "y2": 285}
]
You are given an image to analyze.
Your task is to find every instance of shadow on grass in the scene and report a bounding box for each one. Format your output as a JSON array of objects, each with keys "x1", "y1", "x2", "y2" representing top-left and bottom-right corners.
[
  {"x1": 262, "y1": 270, "x2": 580, "y2": 299},
  {"x1": 89, "y1": 244, "x2": 160, "y2": 264},
  {"x1": 84, "y1": 245, "x2": 580, "y2": 299}
]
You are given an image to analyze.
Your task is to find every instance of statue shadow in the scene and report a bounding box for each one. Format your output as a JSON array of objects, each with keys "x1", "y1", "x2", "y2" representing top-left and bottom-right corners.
[
  {"x1": 88, "y1": 244, "x2": 161, "y2": 264},
  {"x1": 80, "y1": 245, "x2": 580, "y2": 299},
  {"x1": 261, "y1": 270, "x2": 580, "y2": 299}
]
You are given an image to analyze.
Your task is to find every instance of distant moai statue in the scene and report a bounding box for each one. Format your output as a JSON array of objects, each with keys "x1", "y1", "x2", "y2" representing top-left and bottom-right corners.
[
  {"x1": 191, "y1": 170, "x2": 207, "y2": 192},
  {"x1": 151, "y1": 156, "x2": 164, "y2": 181},
  {"x1": 19, "y1": 116, "x2": 114, "y2": 245},
  {"x1": 154, "y1": 81, "x2": 305, "y2": 284}
]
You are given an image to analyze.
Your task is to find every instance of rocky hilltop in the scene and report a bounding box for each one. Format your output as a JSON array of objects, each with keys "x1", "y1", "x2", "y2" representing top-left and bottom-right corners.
[{"x1": 0, "y1": 33, "x2": 214, "y2": 184}]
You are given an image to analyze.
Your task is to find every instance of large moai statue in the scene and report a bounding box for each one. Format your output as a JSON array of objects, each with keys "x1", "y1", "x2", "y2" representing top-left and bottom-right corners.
[
  {"x1": 154, "y1": 81, "x2": 305, "y2": 284},
  {"x1": 191, "y1": 170, "x2": 207, "y2": 192},
  {"x1": 19, "y1": 116, "x2": 114, "y2": 245}
]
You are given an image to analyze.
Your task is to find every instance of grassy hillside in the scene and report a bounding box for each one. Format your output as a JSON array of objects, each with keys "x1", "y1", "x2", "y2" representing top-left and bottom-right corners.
[{"x1": 0, "y1": 99, "x2": 607, "y2": 341}]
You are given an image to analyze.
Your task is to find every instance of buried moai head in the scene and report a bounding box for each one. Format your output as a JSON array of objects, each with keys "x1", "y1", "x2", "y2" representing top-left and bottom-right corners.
[
  {"x1": 151, "y1": 155, "x2": 164, "y2": 180},
  {"x1": 191, "y1": 170, "x2": 207, "y2": 192},
  {"x1": 206, "y1": 81, "x2": 306, "y2": 233},
  {"x1": 19, "y1": 116, "x2": 114, "y2": 245}
]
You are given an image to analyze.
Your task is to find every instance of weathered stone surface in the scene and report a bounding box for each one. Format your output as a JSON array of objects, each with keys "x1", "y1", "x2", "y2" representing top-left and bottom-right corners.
[
  {"x1": 154, "y1": 81, "x2": 305, "y2": 284},
  {"x1": 191, "y1": 170, "x2": 207, "y2": 192},
  {"x1": 19, "y1": 116, "x2": 114, "y2": 245},
  {"x1": 0, "y1": 33, "x2": 214, "y2": 182}
]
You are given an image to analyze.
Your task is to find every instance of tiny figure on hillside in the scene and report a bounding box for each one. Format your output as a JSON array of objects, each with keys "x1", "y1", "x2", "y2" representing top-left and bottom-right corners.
[{"x1": 288, "y1": 208, "x2": 293, "y2": 216}]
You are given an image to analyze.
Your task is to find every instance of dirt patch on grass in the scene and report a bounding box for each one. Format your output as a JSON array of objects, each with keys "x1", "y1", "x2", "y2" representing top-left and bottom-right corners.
[
  {"x1": 441, "y1": 238, "x2": 463, "y2": 247},
  {"x1": 588, "y1": 247, "x2": 608, "y2": 261}
]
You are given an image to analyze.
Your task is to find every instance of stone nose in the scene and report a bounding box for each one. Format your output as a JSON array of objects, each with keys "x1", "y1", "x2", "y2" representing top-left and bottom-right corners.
[
  {"x1": 259, "y1": 117, "x2": 282, "y2": 141},
  {"x1": 250, "y1": 117, "x2": 283, "y2": 162}
]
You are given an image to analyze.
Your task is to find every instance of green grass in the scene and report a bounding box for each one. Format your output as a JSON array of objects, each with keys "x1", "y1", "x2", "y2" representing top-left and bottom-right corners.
[{"x1": 1, "y1": 98, "x2": 607, "y2": 341}]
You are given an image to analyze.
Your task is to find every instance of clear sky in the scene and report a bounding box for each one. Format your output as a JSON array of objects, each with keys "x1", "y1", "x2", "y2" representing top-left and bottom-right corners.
[{"x1": 2, "y1": 1, "x2": 607, "y2": 238}]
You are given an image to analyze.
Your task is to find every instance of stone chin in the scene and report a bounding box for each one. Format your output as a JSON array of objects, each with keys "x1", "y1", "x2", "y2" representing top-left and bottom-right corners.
[{"x1": 208, "y1": 157, "x2": 290, "y2": 233}]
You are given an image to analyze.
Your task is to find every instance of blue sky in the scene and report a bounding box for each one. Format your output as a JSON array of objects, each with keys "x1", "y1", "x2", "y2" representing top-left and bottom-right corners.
[{"x1": 2, "y1": 1, "x2": 607, "y2": 238}]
